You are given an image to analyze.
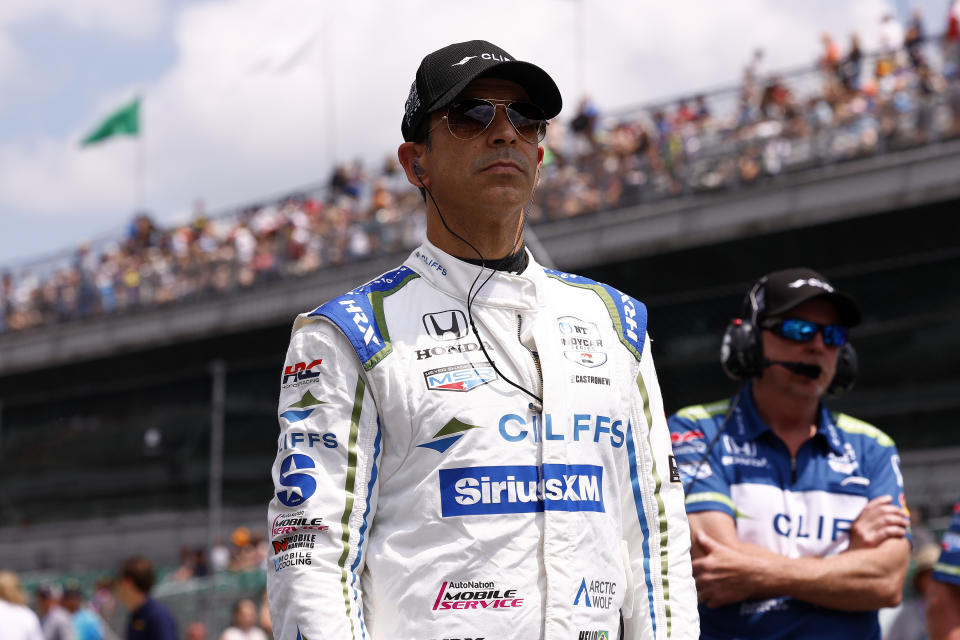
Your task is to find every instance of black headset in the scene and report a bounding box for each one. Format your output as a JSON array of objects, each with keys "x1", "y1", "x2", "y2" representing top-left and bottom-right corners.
[{"x1": 719, "y1": 276, "x2": 858, "y2": 397}]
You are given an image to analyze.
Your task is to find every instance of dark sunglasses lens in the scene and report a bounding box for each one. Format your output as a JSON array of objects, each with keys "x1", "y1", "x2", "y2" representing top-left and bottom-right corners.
[
  {"x1": 778, "y1": 318, "x2": 848, "y2": 346},
  {"x1": 779, "y1": 319, "x2": 817, "y2": 342},
  {"x1": 447, "y1": 100, "x2": 495, "y2": 139},
  {"x1": 822, "y1": 325, "x2": 848, "y2": 347},
  {"x1": 506, "y1": 102, "x2": 547, "y2": 142}
]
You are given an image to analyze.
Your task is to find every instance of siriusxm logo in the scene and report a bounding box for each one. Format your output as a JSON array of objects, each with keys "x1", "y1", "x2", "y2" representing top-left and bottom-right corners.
[
  {"x1": 425, "y1": 363, "x2": 497, "y2": 392},
  {"x1": 440, "y1": 464, "x2": 603, "y2": 517}
]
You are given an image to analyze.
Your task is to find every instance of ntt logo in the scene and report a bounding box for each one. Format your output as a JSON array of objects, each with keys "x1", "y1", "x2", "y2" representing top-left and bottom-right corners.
[{"x1": 439, "y1": 464, "x2": 604, "y2": 517}]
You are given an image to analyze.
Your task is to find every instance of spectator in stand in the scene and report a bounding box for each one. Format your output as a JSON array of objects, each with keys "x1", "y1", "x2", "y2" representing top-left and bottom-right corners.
[
  {"x1": 946, "y1": 0, "x2": 960, "y2": 77},
  {"x1": 887, "y1": 544, "x2": 944, "y2": 640},
  {"x1": 257, "y1": 590, "x2": 271, "y2": 637},
  {"x1": 218, "y1": 599, "x2": 268, "y2": 640},
  {"x1": 570, "y1": 95, "x2": 601, "y2": 153},
  {"x1": 821, "y1": 32, "x2": 841, "y2": 75},
  {"x1": 184, "y1": 621, "x2": 207, "y2": 640},
  {"x1": 61, "y1": 586, "x2": 104, "y2": 640},
  {"x1": 0, "y1": 571, "x2": 43, "y2": 640},
  {"x1": 926, "y1": 498, "x2": 960, "y2": 640},
  {"x1": 113, "y1": 556, "x2": 178, "y2": 640},
  {"x1": 877, "y1": 13, "x2": 906, "y2": 83},
  {"x1": 35, "y1": 586, "x2": 76, "y2": 640},
  {"x1": 839, "y1": 33, "x2": 864, "y2": 92},
  {"x1": 905, "y1": 9, "x2": 927, "y2": 69},
  {"x1": 880, "y1": 13, "x2": 906, "y2": 54},
  {"x1": 209, "y1": 539, "x2": 230, "y2": 573}
]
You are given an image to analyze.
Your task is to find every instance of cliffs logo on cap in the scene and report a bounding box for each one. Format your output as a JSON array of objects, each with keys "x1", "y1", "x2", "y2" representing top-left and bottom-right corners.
[
  {"x1": 558, "y1": 316, "x2": 607, "y2": 368},
  {"x1": 787, "y1": 277, "x2": 834, "y2": 292},
  {"x1": 450, "y1": 52, "x2": 511, "y2": 67},
  {"x1": 425, "y1": 363, "x2": 497, "y2": 392}
]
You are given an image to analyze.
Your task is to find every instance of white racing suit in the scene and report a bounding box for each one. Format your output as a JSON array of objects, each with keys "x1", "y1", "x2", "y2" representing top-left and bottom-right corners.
[{"x1": 267, "y1": 241, "x2": 698, "y2": 640}]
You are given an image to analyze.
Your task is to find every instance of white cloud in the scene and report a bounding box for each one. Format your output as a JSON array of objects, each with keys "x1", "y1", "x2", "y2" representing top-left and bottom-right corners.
[
  {"x1": 0, "y1": 0, "x2": 909, "y2": 236},
  {"x1": 0, "y1": 30, "x2": 22, "y2": 92},
  {"x1": 0, "y1": 0, "x2": 164, "y2": 39}
]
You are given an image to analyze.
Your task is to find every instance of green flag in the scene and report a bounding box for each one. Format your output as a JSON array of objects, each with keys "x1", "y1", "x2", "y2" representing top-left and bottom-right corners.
[{"x1": 80, "y1": 97, "x2": 140, "y2": 147}]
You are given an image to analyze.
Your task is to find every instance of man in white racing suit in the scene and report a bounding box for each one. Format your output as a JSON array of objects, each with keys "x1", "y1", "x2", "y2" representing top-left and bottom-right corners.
[{"x1": 267, "y1": 39, "x2": 698, "y2": 640}]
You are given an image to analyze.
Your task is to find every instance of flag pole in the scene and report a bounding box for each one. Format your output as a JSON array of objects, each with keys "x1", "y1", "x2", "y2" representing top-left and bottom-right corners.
[{"x1": 135, "y1": 93, "x2": 146, "y2": 211}]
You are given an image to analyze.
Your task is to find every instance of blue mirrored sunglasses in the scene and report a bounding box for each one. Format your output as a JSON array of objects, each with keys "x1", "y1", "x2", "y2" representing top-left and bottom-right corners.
[{"x1": 761, "y1": 317, "x2": 848, "y2": 347}]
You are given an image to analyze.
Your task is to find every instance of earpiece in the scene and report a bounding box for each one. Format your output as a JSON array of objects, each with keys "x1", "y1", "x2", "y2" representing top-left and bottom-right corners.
[
  {"x1": 720, "y1": 317, "x2": 762, "y2": 380},
  {"x1": 720, "y1": 278, "x2": 766, "y2": 380},
  {"x1": 826, "y1": 343, "x2": 858, "y2": 397},
  {"x1": 413, "y1": 159, "x2": 425, "y2": 177}
]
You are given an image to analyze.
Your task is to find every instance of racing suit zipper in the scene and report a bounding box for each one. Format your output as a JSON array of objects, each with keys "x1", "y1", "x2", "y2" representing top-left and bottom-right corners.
[
  {"x1": 517, "y1": 313, "x2": 543, "y2": 413},
  {"x1": 790, "y1": 455, "x2": 797, "y2": 484}
]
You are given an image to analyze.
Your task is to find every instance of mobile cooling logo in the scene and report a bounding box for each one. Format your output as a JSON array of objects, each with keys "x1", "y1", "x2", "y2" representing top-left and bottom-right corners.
[{"x1": 439, "y1": 464, "x2": 603, "y2": 517}]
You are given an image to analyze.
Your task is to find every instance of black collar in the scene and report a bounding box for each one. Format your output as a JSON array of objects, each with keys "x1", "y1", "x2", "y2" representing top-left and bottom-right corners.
[{"x1": 461, "y1": 246, "x2": 528, "y2": 274}]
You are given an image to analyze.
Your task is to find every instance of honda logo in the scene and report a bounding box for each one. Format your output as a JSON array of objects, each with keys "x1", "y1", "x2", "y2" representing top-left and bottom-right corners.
[{"x1": 423, "y1": 310, "x2": 469, "y2": 341}]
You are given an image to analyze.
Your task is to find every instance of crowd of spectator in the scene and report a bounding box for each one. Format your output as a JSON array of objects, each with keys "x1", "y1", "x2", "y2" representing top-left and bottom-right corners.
[
  {"x1": 3, "y1": 8, "x2": 960, "y2": 335},
  {"x1": 0, "y1": 528, "x2": 274, "y2": 640}
]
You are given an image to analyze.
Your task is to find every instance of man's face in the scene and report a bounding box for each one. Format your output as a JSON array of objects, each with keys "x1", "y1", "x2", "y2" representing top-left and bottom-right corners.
[
  {"x1": 758, "y1": 298, "x2": 843, "y2": 400},
  {"x1": 36, "y1": 594, "x2": 53, "y2": 614},
  {"x1": 235, "y1": 600, "x2": 257, "y2": 628},
  {"x1": 418, "y1": 77, "x2": 543, "y2": 217},
  {"x1": 112, "y1": 578, "x2": 134, "y2": 608}
]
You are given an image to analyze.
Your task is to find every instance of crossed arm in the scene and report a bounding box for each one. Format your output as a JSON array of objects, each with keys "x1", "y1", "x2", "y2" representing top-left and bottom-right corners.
[{"x1": 688, "y1": 495, "x2": 910, "y2": 610}]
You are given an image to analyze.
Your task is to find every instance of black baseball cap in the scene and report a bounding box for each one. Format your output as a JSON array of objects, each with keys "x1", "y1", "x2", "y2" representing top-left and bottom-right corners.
[
  {"x1": 401, "y1": 40, "x2": 562, "y2": 142},
  {"x1": 749, "y1": 267, "x2": 861, "y2": 327}
]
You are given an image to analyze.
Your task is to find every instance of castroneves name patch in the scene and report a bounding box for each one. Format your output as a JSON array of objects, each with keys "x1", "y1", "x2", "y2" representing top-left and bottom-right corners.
[{"x1": 439, "y1": 464, "x2": 604, "y2": 517}]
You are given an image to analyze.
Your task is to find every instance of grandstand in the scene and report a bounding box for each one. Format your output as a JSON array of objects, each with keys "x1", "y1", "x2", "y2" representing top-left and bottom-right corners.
[{"x1": 2, "y1": 26, "x2": 960, "y2": 635}]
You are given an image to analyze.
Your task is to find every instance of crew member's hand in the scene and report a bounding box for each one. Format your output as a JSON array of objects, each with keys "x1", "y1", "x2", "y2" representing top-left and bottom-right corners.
[
  {"x1": 848, "y1": 495, "x2": 909, "y2": 550},
  {"x1": 692, "y1": 531, "x2": 760, "y2": 607}
]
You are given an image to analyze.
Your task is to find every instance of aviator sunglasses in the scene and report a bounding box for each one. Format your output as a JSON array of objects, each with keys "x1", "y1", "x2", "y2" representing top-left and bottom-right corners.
[
  {"x1": 441, "y1": 98, "x2": 548, "y2": 144},
  {"x1": 761, "y1": 317, "x2": 849, "y2": 347}
]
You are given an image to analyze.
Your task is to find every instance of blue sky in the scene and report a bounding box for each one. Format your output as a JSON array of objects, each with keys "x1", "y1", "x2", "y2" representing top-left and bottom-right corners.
[{"x1": 0, "y1": 0, "x2": 945, "y2": 268}]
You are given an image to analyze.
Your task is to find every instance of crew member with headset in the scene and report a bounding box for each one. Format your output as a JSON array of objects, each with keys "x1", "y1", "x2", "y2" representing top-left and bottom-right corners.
[
  {"x1": 667, "y1": 268, "x2": 910, "y2": 640},
  {"x1": 267, "y1": 40, "x2": 698, "y2": 639}
]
